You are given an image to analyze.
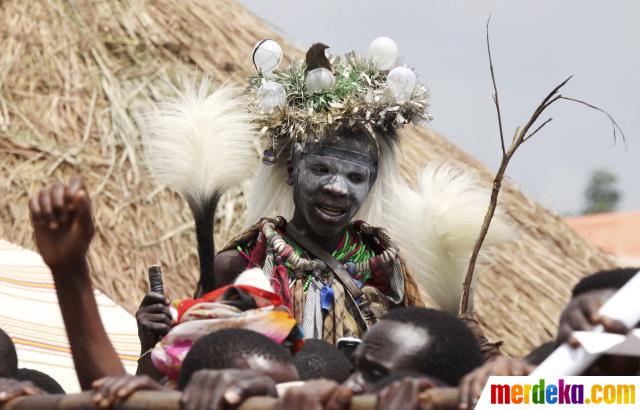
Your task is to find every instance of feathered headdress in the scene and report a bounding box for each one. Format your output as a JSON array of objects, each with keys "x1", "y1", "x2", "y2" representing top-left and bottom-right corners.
[{"x1": 248, "y1": 37, "x2": 431, "y2": 165}]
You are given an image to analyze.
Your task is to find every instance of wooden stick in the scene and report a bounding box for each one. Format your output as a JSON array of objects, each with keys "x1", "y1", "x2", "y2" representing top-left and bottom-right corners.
[
  {"x1": 458, "y1": 18, "x2": 624, "y2": 315},
  {"x1": 0, "y1": 388, "x2": 460, "y2": 410}
]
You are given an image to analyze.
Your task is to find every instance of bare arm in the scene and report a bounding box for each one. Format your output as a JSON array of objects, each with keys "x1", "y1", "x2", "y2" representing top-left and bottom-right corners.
[
  {"x1": 29, "y1": 177, "x2": 125, "y2": 390},
  {"x1": 194, "y1": 250, "x2": 248, "y2": 297},
  {"x1": 52, "y1": 259, "x2": 125, "y2": 389},
  {"x1": 214, "y1": 250, "x2": 249, "y2": 287}
]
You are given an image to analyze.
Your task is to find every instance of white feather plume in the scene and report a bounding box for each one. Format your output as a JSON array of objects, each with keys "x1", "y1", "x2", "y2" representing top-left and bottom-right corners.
[
  {"x1": 385, "y1": 162, "x2": 514, "y2": 313},
  {"x1": 141, "y1": 77, "x2": 259, "y2": 206},
  {"x1": 244, "y1": 161, "x2": 295, "y2": 226}
]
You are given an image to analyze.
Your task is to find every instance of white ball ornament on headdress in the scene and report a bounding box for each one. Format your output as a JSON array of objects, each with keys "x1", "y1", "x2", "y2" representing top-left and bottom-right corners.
[
  {"x1": 256, "y1": 81, "x2": 286, "y2": 112},
  {"x1": 368, "y1": 37, "x2": 399, "y2": 71},
  {"x1": 253, "y1": 39, "x2": 283, "y2": 76},
  {"x1": 386, "y1": 66, "x2": 417, "y2": 103},
  {"x1": 304, "y1": 68, "x2": 336, "y2": 93}
]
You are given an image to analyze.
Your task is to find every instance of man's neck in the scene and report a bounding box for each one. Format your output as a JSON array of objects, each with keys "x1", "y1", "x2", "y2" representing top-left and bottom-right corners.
[{"x1": 289, "y1": 210, "x2": 343, "y2": 253}]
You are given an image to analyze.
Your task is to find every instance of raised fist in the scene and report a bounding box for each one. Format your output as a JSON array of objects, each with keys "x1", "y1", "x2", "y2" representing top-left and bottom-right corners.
[{"x1": 28, "y1": 176, "x2": 94, "y2": 272}]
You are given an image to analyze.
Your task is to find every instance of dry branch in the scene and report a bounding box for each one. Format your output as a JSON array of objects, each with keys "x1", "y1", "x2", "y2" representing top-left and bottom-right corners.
[{"x1": 459, "y1": 20, "x2": 625, "y2": 315}]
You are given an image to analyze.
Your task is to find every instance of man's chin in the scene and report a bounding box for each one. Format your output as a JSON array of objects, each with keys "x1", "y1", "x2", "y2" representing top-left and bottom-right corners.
[
  {"x1": 309, "y1": 224, "x2": 347, "y2": 239},
  {"x1": 307, "y1": 217, "x2": 350, "y2": 239}
]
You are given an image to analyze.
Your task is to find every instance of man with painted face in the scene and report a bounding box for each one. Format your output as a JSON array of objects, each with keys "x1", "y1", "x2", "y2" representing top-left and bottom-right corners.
[
  {"x1": 135, "y1": 115, "x2": 433, "y2": 402},
  {"x1": 210, "y1": 127, "x2": 425, "y2": 343},
  {"x1": 136, "y1": 40, "x2": 505, "y2": 347},
  {"x1": 287, "y1": 132, "x2": 377, "y2": 245},
  {"x1": 138, "y1": 87, "x2": 427, "y2": 344}
]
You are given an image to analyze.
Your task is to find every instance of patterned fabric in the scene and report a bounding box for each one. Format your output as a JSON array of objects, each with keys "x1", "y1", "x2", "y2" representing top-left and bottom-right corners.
[
  {"x1": 322, "y1": 279, "x2": 360, "y2": 344},
  {"x1": 222, "y1": 219, "x2": 427, "y2": 341},
  {"x1": 302, "y1": 276, "x2": 323, "y2": 339},
  {"x1": 0, "y1": 240, "x2": 139, "y2": 393},
  {"x1": 151, "y1": 285, "x2": 298, "y2": 380}
]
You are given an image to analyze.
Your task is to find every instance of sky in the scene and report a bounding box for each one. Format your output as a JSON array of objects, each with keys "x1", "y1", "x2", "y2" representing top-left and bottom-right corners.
[{"x1": 238, "y1": 0, "x2": 639, "y2": 215}]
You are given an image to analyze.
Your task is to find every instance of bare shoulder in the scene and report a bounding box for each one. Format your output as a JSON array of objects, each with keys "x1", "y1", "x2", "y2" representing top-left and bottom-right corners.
[{"x1": 214, "y1": 249, "x2": 247, "y2": 287}]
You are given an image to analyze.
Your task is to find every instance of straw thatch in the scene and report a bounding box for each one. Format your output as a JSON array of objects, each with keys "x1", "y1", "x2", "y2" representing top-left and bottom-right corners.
[{"x1": 0, "y1": 0, "x2": 618, "y2": 357}]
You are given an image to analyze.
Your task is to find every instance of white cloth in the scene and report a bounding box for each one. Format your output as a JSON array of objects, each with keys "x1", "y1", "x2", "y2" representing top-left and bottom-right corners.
[{"x1": 0, "y1": 240, "x2": 140, "y2": 393}]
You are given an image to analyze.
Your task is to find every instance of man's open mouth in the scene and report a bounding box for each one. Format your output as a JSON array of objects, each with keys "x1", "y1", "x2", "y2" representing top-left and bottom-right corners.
[{"x1": 315, "y1": 204, "x2": 348, "y2": 218}]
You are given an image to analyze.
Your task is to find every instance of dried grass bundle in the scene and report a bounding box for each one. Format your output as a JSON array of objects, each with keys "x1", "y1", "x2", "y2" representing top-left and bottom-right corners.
[{"x1": 0, "y1": 0, "x2": 288, "y2": 313}]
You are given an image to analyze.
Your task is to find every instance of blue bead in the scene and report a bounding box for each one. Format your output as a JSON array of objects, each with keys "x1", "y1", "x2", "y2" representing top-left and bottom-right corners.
[
  {"x1": 345, "y1": 262, "x2": 356, "y2": 275},
  {"x1": 320, "y1": 285, "x2": 334, "y2": 312},
  {"x1": 262, "y1": 150, "x2": 275, "y2": 165}
]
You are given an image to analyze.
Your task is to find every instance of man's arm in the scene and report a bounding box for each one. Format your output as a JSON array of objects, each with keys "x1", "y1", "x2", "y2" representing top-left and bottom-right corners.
[
  {"x1": 29, "y1": 177, "x2": 125, "y2": 390},
  {"x1": 192, "y1": 250, "x2": 247, "y2": 297}
]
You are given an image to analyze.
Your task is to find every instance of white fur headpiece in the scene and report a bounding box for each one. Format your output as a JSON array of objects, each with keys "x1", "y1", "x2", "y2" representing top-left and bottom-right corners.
[{"x1": 141, "y1": 77, "x2": 259, "y2": 206}]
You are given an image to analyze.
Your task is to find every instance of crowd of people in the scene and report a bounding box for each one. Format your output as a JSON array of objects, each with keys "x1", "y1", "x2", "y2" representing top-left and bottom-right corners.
[
  {"x1": 0, "y1": 39, "x2": 638, "y2": 409},
  {"x1": 0, "y1": 168, "x2": 636, "y2": 410}
]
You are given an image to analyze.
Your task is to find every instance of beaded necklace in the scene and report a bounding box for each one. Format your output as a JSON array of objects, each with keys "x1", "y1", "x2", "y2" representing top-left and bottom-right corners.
[
  {"x1": 283, "y1": 225, "x2": 376, "y2": 290},
  {"x1": 259, "y1": 218, "x2": 398, "y2": 290}
]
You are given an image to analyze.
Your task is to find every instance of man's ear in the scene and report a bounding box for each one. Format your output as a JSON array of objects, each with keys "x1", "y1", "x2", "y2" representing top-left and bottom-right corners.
[
  {"x1": 286, "y1": 159, "x2": 294, "y2": 186},
  {"x1": 287, "y1": 142, "x2": 303, "y2": 186}
]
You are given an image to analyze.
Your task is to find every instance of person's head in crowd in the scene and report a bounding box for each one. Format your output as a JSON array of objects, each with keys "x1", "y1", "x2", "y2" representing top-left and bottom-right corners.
[
  {"x1": 571, "y1": 267, "x2": 638, "y2": 298},
  {"x1": 554, "y1": 267, "x2": 639, "y2": 349},
  {"x1": 15, "y1": 368, "x2": 65, "y2": 394},
  {"x1": 345, "y1": 307, "x2": 483, "y2": 393},
  {"x1": 293, "y1": 339, "x2": 353, "y2": 383},
  {"x1": 0, "y1": 329, "x2": 18, "y2": 378},
  {"x1": 572, "y1": 268, "x2": 638, "y2": 376},
  {"x1": 177, "y1": 328, "x2": 298, "y2": 389},
  {"x1": 532, "y1": 268, "x2": 640, "y2": 374}
]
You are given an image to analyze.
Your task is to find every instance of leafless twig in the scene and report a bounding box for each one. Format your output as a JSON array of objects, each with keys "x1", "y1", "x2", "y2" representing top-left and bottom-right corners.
[
  {"x1": 459, "y1": 19, "x2": 625, "y2": 315},
  {"x1": 486, "y1": 16, "x2": 506, "y2": 155}
]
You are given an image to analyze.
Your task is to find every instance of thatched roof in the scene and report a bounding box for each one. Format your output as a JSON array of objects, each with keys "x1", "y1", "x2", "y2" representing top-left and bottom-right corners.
[{"x1": 0, "y1": 0, "x2": 617, "y2": 357}]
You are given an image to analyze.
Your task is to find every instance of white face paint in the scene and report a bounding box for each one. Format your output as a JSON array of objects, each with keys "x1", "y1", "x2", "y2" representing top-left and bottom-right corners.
[
  {"x1": 323, "y1": 174, "x2": 349, "y2": 196},
  {"x1": 292, "y1": 153, "x2": 372, "y2": 238},
  {"x1": 287, "y1": 131, "x2": 379, "y2": 241}
]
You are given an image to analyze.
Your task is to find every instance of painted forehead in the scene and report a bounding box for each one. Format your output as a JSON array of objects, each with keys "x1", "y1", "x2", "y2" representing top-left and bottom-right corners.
[
  {"x1": 302, "y1": 132, "x2": 379, "y2": 168},
  {"x1": 362, "y1": 320, "x2": 429, "y2": 359},
  {"x1": 302, "y1": 153, "x2": 372, "y2": 175}
]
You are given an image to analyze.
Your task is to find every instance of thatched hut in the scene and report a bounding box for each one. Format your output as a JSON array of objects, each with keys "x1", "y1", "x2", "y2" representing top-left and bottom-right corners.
[{"x1": 0, "y1": 0, "x2": 618, "y2": 357}]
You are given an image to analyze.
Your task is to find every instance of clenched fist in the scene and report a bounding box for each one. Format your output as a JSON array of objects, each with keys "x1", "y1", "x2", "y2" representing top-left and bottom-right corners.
[{"x1": 28, "y1": 176, "x2": 94, "y2": 272}]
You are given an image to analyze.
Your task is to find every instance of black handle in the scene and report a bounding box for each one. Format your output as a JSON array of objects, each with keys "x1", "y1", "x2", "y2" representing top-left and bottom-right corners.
[{"x1": 148, "y1": 265, "x2": 164, "y2": 295}]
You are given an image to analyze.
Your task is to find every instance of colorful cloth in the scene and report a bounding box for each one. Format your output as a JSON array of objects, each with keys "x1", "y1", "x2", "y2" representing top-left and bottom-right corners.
[
  {"x1": 223, "y1": 219, "x2": 426, "y2": 343},
  {"x1": 151, "y1": 285, "x2": 298, "y2": 379}
]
